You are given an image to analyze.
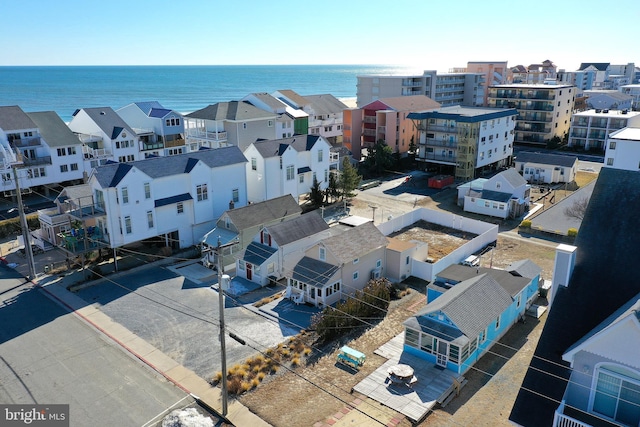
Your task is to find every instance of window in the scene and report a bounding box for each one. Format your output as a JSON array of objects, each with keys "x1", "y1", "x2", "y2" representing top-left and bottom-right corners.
[
  {"x1": 517, "y1": 293, "x2": 522, "y2": 308},
  {"x1": 299, "y1": 174, "x2": 304, "y2": 183},
  {"x1": 60, "y1": 164, "x2": 68, "y2": 173},
  {"x1": 286, "y1": 165, "x2": 294, "y2": 180},
  {"x1": 496, "y1": 182, "x2": 501, "y2": 189},
  {"x1": 251, "y1": 157, "x2": 257, "y2": 171},
  {"x1": 353, "y1": 271, "x2": 359, "y2": 280},
  {"x1": 609, "y1": 141, "x2": 616, "y2": 150},
  {"x1": 353, "y1": 258, "x2": 359, "y2": 265},
  {"x1": 238, "y1": 260, "x2": 245, "y2": 270},
  {"x1": 324, "y1": 169, "x2": 328, "y2": 182},
  {"x1": 147, "y1": 211, "x2": 154, "y2": 228},
  {"x1": 124, "y1": 216, "x2": 132, "y2": 234},
  {"x1": 70, "y1": 163, "x2": 78, "y2": 171},
  {"x1": 405, "y1": 328, "x2": 419, "y2": 347},
  {"x1": 144, "y1": 182, "x2": 151, "y2": 199},
  {"x1": 591, "y1": 367, "x2": 640, "y2": 425},
  {"x1": 449, "y1": 345, "x2": 459, "y2": 363},
  {"x1": 495, "y1": 315, "x2": 500, "y2": 330},
  {"x1": 232, "y1": 188, "x2": 239, "y2": 203},
  {"x1": 268, "y1": 120, "x2": 273, "y2": 127},
  {"x1": 242, "y1": 123, "x2": 247, "y2": 129},
  {"x1": 67, "y1": 147, "x2": 76, "y2": 155},
  {"x1": 479, "y1": 328, "x2": 487, "y2": 343},
  {"x1": 177, "y1": 202, "x2": 184, "y2": 214},
  {"x1": 317, "y1": 150, "x2": 323, "y2": 162},
  {"x1": 420, "y1": 334, "x2": 434, "y2": 353},
  {"x1": 121, "y1": 187, "x2": 129, "y2": 204},
  {"x1": 376, "y1": 259, "x2": 382, "y2": 268},
  {"x1": 406, "y1": 256, "x2": 410, "y2": 265},
  {"x1": 607, "y1": 158, "x2": 614, "y2": 166},
  {"x1": 196, "y1": 184, "x2": 208, "y2": 201},
  {"x1": 319, "y1": 247, "x2": 326, "y2": 261},
  {"x1": 57, "y1": 148, "x2": 66, "y2": 156}
]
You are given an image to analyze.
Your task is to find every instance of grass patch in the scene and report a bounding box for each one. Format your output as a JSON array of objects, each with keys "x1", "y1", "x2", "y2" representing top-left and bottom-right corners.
[{"x1": 575, "y1": 171, "x2": 597, "y2": 188}]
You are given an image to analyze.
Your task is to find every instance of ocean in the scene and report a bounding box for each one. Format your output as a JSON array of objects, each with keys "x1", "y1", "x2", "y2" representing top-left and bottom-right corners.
[{"x1": 0, "y1": 65, "x2": 419, "y2": 122}]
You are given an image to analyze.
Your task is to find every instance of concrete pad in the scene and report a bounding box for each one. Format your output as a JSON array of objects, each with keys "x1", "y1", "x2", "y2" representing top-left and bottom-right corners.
[
  {"x1": 165, "y1": 364, "x2": 196, "y2": 383},
  {"x1": 124, "y1": 336, "x2": 159, "y2": 358},
  {"x1": 142, "y1": 349, "x2": 180, "y2": 372}
]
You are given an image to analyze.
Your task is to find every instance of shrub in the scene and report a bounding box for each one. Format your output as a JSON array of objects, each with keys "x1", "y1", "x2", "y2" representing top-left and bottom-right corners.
[
  {"x1": 291, "y1": 357, "x2": 300, "y2": 367},
  {"x1": 567, "y1": 228, "x2": 578, "y2": 237},
  {"x1": 240, "y1": 381, "x2": 252, "y2": 392},
  {"x1": 303, "y1": 348, "x2": 312, "y2": 356},
  {"x1": 251, "y1": 378, "x2": 260, "y2": 388},
  {"x1": 257, "y1": 372, "x2": 266, "y2": 381},
  {"x1": 227, "y1": 377, "x2": 243, "y2": 395},
  {"x1": 520, "y1": 220, "x2": 532, "y2": 228},
  {"x1": 213, "y1": 371, "x2": 223, "y2": 383}
]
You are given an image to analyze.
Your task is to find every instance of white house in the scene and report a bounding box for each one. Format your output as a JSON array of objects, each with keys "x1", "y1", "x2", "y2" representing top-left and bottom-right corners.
[
  {"x1": 456, "y1": 168, "x2": 530, "y2": 219},
  {"x1": 604, "y1": 127, "x2": 640, "y2": 171},
  {"x1": 116, "y1": 101, "x2": 185, "y2": 157},
  {"x1": 514, "y1": 151, "x2": 578, "y2": 184},
  {"x1": 0, "y1": 107, "x2": 85, "y2": 195},
  {"x1": 244, "y1": 134, "x2": 336, "y2": 203},
  {"x1": 235, "y1": 211, "x2": 330, "y2": 287},
  {"x1": 68, "y1": 107, "x2": 143, "y2": 170},
  {"x1": 241, "y1": 93, "x2": 306, "y2": 139},
  {"x1": 86, "y1": 146, "x2": 248, "y2": 249}
]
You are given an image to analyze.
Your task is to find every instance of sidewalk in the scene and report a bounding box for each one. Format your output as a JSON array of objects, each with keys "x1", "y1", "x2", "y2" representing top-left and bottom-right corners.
[{"x1": 32, "y1": 266, "x2": 271, "y2": 427}]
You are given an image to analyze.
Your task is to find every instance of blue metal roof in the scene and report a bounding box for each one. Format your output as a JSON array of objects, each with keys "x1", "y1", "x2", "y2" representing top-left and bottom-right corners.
[
  {"x1": 242, "y1": 242, "x2": 277, "y2": 266},
  {"x1": 201, "y1": 227, "x2": 239, "y2": 247},
  {"x1": 149, "y1": 108, "x2": 172, "y2": 118},
  {"x1": 154, "y1": 193, "x2": 192, "y2": 208}
]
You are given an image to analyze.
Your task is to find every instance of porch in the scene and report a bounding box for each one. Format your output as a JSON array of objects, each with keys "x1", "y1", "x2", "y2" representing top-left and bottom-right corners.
[{"x1": 352, "y1": 333, "x2": 466, "y2": 424}]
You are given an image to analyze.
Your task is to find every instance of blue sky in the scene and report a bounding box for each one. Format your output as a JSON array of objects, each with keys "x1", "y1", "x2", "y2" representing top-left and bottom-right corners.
[{"x1": 3, "y1": 0, "x2": 639, "y2": 71}]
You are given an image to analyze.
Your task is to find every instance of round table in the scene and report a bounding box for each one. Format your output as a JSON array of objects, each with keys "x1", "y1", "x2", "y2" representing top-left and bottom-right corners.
[{"x1": 388, "y1": 364, "x2": 414, "y2": 381}]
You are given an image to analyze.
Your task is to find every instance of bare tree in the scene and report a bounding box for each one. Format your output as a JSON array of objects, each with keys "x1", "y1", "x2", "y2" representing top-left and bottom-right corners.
[{"x1": 564, "y1": 196, "x2": 589, "y2": 220}]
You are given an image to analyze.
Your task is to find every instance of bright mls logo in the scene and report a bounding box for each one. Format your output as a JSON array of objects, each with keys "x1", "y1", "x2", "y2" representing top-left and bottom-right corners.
[{"x1": 1, "y1": 405, "x2": 69, "y2": 426}]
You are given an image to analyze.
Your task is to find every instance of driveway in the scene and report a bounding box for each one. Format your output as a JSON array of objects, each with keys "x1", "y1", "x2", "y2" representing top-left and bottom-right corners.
[{"x1": 75, "y1": 266, "x2": 299, "y2": 381}]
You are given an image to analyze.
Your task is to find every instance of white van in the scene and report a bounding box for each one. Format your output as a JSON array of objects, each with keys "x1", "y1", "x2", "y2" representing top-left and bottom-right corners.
[{"x1": 462, "y1": 255, "x2": 480, "y2": 267}]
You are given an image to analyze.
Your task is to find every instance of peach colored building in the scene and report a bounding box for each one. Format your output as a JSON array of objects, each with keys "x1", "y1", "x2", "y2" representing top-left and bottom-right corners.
[
  {"x1": 466, "y1": 61, "x2": 509, "y2": 106},
  {"x1": 343, "y1": 95, "x2": 440, "y2": 161}
]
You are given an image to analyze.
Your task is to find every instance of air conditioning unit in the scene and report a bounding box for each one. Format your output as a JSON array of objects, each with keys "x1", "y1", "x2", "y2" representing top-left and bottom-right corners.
[{"x1": 371, "y1": 268, "x2": 382, "y2": 280}]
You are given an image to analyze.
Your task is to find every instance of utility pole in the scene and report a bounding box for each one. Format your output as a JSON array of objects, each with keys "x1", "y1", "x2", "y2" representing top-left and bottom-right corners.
[
  {"x1": 12, "y1": 165, "x2": 36, "y2": 279},
  {"x1": 214, "y1": 237, "x2": 238, "y2": 417}
]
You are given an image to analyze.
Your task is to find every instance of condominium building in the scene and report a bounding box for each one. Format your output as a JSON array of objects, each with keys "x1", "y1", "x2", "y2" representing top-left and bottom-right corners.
[
  {"x1": 343, "y1": 95, "x2": 441, "y2": 161},
  {"x1": 356, "y1": 70, "x2": 484, "y2": 108},
  {"x1": 604, "y1": 127, "x2": 640, "y2": 171},
  {"x1": 488, "y1": 84, "x2": 575, "y2": 146},
  {"x1": 568, "y1": 109, "x2": 640, "y2": 152},
  {"x1": 466, "y1": 61, "x2": 508, "y2": 104},
  {"x1": 408, "y1": 106, "x2": 518, "y2": 180},
  {"x1": 620, "y1": 84, "x2": 640, "y2": 110}
]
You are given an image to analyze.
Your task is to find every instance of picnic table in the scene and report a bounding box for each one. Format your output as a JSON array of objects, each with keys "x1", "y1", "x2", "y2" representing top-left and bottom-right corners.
[
  {"x1": 337, "y1": 346, "x2": 366, "y2": 369},
  {"x1": 388, "y1": 364, "x2": 417, "y2": 387}
]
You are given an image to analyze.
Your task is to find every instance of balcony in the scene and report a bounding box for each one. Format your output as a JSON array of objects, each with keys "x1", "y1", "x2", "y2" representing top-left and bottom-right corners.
[
  {"x1": 38, "y1": 207, "x2": 68, "y2": 227},
  {"x1": 363, "y1": 116, "x2": 376, "y2": 123},
  {"x1": 516, "y1": 124, "x2": 552, "y2": 133},
  {"x1": 421, "y1": 153, "x2": 457, "y2": 164},
  {"x1": 363, "y1": 129, "x2": 376, "y2": 137},
  {"x1": 552, "y1": 401, "x2": 597, "y2": 427},
  {"x1": 573, "y1": 119, "x2": 589, "y2": 127},
  {"x1": 10, "y1": 136, "x2": 41, "y2": 148},
  {"x1": 491, "y1": 90, "x2": 556, "y2": 100},
  {"x1": 67, "y1": 202, "x2": 106, "y2": 220},
  {"x1": 329, "y1": 152, "x2": 339, "y2": 164},
  {"x1": 185, "y1": 129, "x2": 227, "y2": 141},
  {"x1": 58, "y1": 226, "x2": 109, "y2": 254},
  {"x1": 83, "y1": 145, "x2": 111, "y2": 159},
  {"x1": 425, "y1": 138, "x2": 457, "y2": 148},
  {"x1": 589, "y1": 120, "x2": 608, "y2": 129},
  {"x1": 428, "y1": 124, "x2": 458, "y2": 133},
  {"x1": 22, "y1": 155, "x2": 52, "y2": 166},
  {"x1": 164, "y1": 137, "x2": 185, "y2": 148},
  {"x1": 76, "y1": 133, "x2": 102, "y2": 144},
  {"x1": 141, "y1": 141, "x2": 164, "y2": 151}
]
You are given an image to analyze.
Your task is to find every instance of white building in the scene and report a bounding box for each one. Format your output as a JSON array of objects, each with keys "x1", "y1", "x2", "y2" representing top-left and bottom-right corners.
[
  {"x1": 620, "y1": 83, "x2": 640, "y2": 110},
  {"x1": 68, "y1": 107, "x2": 143, "y2": 170},
  {"x1": 184, "y1": 101, "x2": 278, "y2": 152},
  {"x1": 116, "y1": 101, "x2": 185, "y2": 157},
  {"x1": 408, "y1": 106, "x2": 518, "y2": 180},
  {"x1": 242, "y1": 93, "x2": 303, "y2": 140},
  {"x1": 514, "y1": 152, "x2": 577, "y2": 184},
  {"x1": 456, "y1": 168, "x2": 530, "y2": 219},
  {"x1": 568, "y1": 109, "x2": 640, "y2": 152},
  {"x1": 604, "y1": 127, "x2": 640, "y2": 171},
  {"x1": 86, "y1": 146, "x2": 248, "y2": 249},
  {"x1": 0, "y1": 106, "x2": 85, "y2": 195},
  {"x1": 244, "y1": 135, "x2": 337, "y2": 203}
]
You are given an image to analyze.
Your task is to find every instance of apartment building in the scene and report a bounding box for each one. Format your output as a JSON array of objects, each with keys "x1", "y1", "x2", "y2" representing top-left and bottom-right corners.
[
  {"x1": 510, "y1": 60, "x2": 557, "y2": 84},
  {"x1": 356, "y1": 70, "x2": 484, "y2": 108},
  {"x1": 343, "y1": 95, "x2": 441, "y2": 161},
  {"x1": 488, "y1": 84, "x2": 575, "y2": 146},
  {"x1": 604, "y1": 127, "x2": 640, "y2": 171},
  {"x1": 466, "y1": 61, "x2": 508, "y2": 103},
  {"x1": 620, "y1": 84, "x2": 640, "y2": 110},
  {"x1": 568, "y1": 109, "x2": 640, "y2": 152},
  {"x1": 408, "y1": 106, "x2": 518, "y2": 180}
]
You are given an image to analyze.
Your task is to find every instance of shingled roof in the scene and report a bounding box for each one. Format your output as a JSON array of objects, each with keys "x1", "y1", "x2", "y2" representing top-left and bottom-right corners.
[
  {"x1": 509, "y1": 167, "x2": 640, "y2": 427},
  {"x1": 186, "y1": 101, "x2": 276, "y2": 121},
  {"x1": 252, "y1": 135, "x2": 323, "y2": 158},
  {"x1": 92, "y1": 145, "x2": 247, "y2": 188},
  {"x1": 514, "y1": 152, "x2": 578, "y2": 168},
  {"x1": 225, "y1": 195, "x2": 301, "y2": 230},
  {"x1": 266, "y1": 211, "x2": 329, "y2": 247},
  {"x1": 320, "y1": 221, "x2": 387, "y2": 264},
  {"x1": 0, "y1": 106, "x2": 37, "y2": 131},
  {"x1": 27, "y1": 111, "x2": 81, "y2": 148}
]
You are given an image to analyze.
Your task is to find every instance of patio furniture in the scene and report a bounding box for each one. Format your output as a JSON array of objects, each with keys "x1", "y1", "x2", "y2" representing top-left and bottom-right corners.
[
  {"x1": 337, "y1": 346, "x2": 366, "y2": 369},
  {"x1": 388, "y1": 364, "x2": 417, "y2": 387}
]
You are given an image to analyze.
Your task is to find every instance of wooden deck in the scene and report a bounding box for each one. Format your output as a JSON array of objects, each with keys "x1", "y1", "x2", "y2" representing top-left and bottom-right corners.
[{"x1": 353, "y1": 333, "x2": 465, "y2": 423}]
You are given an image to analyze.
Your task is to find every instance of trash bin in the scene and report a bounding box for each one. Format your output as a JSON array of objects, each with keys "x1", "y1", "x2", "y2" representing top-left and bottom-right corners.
[{"x1": 44, "y1": 265, "x2": 50, "y2": 273}]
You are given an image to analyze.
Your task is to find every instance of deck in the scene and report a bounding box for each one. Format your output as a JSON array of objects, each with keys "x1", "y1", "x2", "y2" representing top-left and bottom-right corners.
[{"x1": 353, "y1": 333, "x2": 465, "y2": 424}]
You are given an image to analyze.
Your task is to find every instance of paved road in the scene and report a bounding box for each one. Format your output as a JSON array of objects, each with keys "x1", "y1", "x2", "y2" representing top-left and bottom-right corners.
[
  {"x1": 75, "y1": 266, "x2": 299, "y2": 381},
  {"x1": 0, "y1": 266, "x2": 194, "y2": 426}
]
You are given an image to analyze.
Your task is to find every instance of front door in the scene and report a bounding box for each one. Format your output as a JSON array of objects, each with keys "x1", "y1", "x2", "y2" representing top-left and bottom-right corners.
[
  {"x1": 246, "y1": 263, "x2": 252, "y2": 280},
  {"x1": 436, "y1": 340, "x2": 448, "y2": 367}
]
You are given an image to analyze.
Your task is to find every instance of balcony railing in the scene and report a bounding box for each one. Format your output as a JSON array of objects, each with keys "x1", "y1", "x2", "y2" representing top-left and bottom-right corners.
[
  {"x1": 329, "y1": 152, "x2": 339, "y2": 163},
  {"x1": 185, "y1": 129, "x2": 227, "y2": 141},
  {"x1": 82, "y1": 145, "x2": 111, "y2": 159},
  {"x1": 491, "y1": 90, "x2": 556, "y2": 100},
  {"x1": 141, "y1": 141, "x2": 164, "y2": 151},
  {"x1": 552, "y1": 402, "x2": 593, "y2": 427},
  {"x1": 10, "y1": 136, "x2": 41, "y2": 148},
  {"x1": 363, "y1": 116, "x2": 376, "y2": 123},
  {"x1": 425, "y1": 139, "x2": 457, "y2": 148},
  {"x1": 421, "y1": 153, "x2": 457, "y2": 163},
  {"x1": 22, "y1": 155, "x2": 52, "y2": 166},
  {"x1": 67, "y1": 203, "x2": 106, "y2": 220}
]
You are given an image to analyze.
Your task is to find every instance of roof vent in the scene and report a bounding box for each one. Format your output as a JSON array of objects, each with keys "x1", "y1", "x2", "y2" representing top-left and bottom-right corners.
[
  {"x1": 100, "y1": 111, "x2": 106, "y2": 115},
  {"x1": 595, "y1": 109, "x2": 602, "y2": 113},
  {"x1": 603, "y1": 109, "x2": 609, "y2": 113}
]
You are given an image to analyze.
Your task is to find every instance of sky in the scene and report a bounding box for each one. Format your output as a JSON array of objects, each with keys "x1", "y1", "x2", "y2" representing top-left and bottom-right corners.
[{"x1": 2, "y1": 0, "x2": 639, "y2": 72}]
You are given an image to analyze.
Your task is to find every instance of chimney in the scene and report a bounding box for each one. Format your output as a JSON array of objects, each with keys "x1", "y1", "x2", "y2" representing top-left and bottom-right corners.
[{"x1": 549, "y1": 243, "x2": 577, "y2": 307}]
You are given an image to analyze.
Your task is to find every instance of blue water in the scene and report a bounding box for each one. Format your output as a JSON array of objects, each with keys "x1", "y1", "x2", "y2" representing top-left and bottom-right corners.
[{"x1": 0, "y1": 65, "x2": 418, "y2": 122}]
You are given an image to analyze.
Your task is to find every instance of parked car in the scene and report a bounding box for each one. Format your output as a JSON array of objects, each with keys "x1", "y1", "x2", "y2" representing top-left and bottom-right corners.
[{"x1": 18, "y1": 245, "x2": 43, "y2": 257}]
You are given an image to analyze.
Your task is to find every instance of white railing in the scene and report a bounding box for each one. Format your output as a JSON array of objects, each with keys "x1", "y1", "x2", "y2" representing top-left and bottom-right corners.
[
  {"x1": 82, "y1": 145, "x2": 111, "y2": 159},
  {"x1": 185, "y1": 129, "x2": 227, "y2": 141},
  {"x1": 553, "y1": 402, "x2": 592, "y2": 427}
]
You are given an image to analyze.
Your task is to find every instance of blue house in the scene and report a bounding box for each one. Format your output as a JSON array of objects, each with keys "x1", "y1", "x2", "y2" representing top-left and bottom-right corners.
[{"x1": 404, "y1": 260, "x2": 541, "y2": 375}]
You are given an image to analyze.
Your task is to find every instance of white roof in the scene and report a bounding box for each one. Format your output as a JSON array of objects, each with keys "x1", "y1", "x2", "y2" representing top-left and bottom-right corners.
[{"x1": 609, "y1": 127, "x2": 640, "y2": 141}]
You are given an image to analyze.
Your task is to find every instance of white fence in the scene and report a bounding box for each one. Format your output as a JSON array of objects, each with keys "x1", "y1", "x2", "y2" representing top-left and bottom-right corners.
[{"x1": 378, "y1": 208, "x2": 498, "y2": 282}]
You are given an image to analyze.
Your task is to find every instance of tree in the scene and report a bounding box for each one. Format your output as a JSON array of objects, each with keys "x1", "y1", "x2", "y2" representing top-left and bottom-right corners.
[
  {"x1": 339, "y1": 157, "x2": 361, "y2": 199},
  {"x1": 365, "y1": 139, "x2": 394, "y2": 175},
  {"x1": 564, "y1": 196, "x2": 589, "y2": 220},
  {"x1": 309, "y1": 177, "x2": 324, "y2": 208},
  {"x1": 325, "y1": 171, "x2": 339, "y2": 203}
]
